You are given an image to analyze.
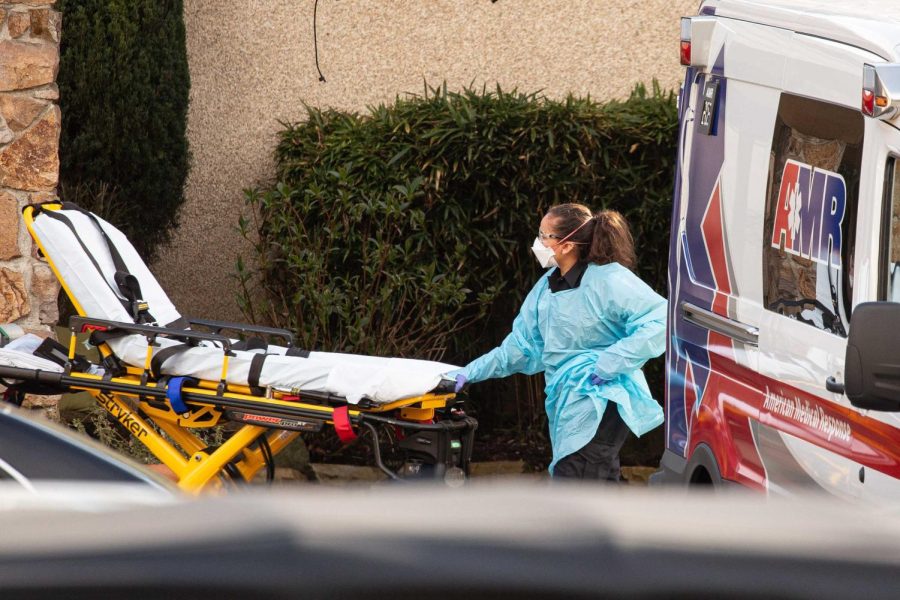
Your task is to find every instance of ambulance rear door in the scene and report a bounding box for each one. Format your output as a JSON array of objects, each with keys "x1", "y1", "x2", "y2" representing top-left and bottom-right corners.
[{"x1": 757, "y1": 35, "x2": 894, "y2": 500}]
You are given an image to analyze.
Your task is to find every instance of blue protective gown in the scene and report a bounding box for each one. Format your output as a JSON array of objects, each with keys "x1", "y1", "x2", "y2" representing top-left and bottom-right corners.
[{"x1": 458, "y1": 262, "x2": 667, "y2": 473}]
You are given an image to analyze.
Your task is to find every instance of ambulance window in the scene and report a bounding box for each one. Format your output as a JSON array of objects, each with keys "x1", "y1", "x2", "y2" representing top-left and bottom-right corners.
[
  {"x1": 883, "y1": 158, "x2": 900, "y2": 302},
  {"x1": 763, "y1": 94, "x2": 863, "y2": 337}
]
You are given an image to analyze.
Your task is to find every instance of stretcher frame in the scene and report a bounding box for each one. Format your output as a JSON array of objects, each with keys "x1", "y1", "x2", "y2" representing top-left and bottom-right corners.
[{"x1": 6, "y1": 203, "x2": 477, "y2": 493}]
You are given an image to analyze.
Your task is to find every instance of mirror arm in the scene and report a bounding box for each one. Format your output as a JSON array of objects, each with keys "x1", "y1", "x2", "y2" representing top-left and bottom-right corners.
[{"x1": 825, "y1": 376, "x2": 845, "y2": 394}]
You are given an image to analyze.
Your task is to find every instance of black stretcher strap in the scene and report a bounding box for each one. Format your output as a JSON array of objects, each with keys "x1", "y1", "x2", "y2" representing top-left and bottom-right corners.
[
  {"x1": 286, "y1": 347, "x2": 310, "y2": 358},
  {"x1": 58, "y1": 203, "x2": 157, "y2": 325},
  {"x1": 33, "y1": 337, "x2": 92, "y2": 373},
  {"x1": 150, "y1": 343, "x2": 191, "y2": 379},
  {"x1": 248, "y1": 353, "x2": 267, "y2": 396},
  {"x1": 40, "y1": 210, "x2": 131, "y2": 317}
]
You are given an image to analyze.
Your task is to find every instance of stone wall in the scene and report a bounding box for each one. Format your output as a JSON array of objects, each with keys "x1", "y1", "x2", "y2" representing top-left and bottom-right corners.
[
  {"x1": 158, "y1": 0, "x2": 697, "y2": 321},
  {"x1": 0, "y1": 2, "x2": 60, "y2": 344}
]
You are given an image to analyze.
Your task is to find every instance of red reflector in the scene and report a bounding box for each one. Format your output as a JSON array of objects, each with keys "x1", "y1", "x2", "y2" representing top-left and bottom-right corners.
[
  {"x1": 680, "y1": 41, "x2": 691, "y2": 66},
  {"x1": 332, "y1": 405, "x2": 357, "y2": 444},
  {"x1": 81, "y1": 324, "x2": 108, "y2": 334},
  {"x1": 863, "y1": 89, "x2": 875, "y2": 116}
]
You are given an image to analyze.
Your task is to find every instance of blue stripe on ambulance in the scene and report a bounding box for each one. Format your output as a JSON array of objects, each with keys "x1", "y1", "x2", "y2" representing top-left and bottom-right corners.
[{"x1": 666, "y1": 47, "x2": 727, "y2": 457}]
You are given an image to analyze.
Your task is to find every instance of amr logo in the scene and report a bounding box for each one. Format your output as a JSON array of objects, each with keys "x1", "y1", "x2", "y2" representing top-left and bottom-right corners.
[{"x1": 770, "y1": 159, "x2": 846, "y2": 269}]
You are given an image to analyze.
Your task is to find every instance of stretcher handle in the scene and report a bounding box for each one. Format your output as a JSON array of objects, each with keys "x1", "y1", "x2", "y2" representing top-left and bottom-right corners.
[
  {"x1": 69, "y1": 316, "x2": 234, "y2": 354},
  {"x1": 0, "y1": 364, "x2": 65, "y2": 388},
  {"x1": 185, "y1": 317, "x2": 294, "y2": 346}
]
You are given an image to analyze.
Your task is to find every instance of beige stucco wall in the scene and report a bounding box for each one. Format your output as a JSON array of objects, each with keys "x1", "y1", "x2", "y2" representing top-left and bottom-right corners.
[{"x1": 159, "y1": 0, "x2": 698, "y2": 320}]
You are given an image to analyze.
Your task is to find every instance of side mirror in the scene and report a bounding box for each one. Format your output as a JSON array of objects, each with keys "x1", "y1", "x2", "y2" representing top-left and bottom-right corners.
[{"x1": 843, "y1": 302, "x2": 900, "y2": 412}]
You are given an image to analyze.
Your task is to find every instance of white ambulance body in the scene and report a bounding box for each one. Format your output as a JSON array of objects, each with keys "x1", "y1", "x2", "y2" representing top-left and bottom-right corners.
[{"x1": 656, "y1": 0, "x2": 900, "y2": 501}]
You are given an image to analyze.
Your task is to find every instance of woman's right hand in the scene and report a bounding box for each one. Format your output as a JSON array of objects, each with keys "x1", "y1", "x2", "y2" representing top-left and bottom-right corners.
[
  {"x1": 454, "y1": 373, "x2": 468, "y2": 393},
  {"x1": 589, "y1": 373, "x2": 608, "y2": 386}
]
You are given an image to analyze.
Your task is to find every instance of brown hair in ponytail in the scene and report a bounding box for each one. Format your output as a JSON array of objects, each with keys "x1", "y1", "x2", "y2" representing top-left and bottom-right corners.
[
  {"x1": 546, "y1": 203, "x2": 636, "y2": 269},
  {"x1": 588, "y1": 209, "x2": 636, "y2": 269}
]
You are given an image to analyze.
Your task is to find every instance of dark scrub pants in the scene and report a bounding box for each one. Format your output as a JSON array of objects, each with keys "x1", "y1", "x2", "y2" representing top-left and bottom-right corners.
[{"x1": 553, "y1": 403, "x2": 630, "y2": 481}]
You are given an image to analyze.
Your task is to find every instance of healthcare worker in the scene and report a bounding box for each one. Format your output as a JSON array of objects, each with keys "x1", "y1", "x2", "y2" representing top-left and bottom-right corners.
[{"x1": 449, "y1": 204, "x2": 666, "y2": 480}]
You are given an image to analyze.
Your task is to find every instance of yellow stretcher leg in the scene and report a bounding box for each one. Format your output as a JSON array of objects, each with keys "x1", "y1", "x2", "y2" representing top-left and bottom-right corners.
[
  {"x1": 153, "y1": 419, "x2": 207, "y2": 461},
  {"x1": 176, "y1": 424, "x2": 266, "y2": 493}
]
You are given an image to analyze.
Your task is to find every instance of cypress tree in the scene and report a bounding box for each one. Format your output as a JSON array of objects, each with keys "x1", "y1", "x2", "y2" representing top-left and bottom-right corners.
[{"x1": 56, "y1": 0, "x2": 190, "y2": 261}]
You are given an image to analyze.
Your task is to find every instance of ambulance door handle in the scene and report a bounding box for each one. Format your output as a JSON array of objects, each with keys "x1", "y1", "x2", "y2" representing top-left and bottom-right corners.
[{"x1": 680, "y1": 302, "x2": 759, "y2": 346}]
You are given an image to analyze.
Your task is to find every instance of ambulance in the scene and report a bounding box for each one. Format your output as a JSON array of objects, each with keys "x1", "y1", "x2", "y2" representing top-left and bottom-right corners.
[{"x1": 655, "y1": 0, "x2": 900, "y2": 500}]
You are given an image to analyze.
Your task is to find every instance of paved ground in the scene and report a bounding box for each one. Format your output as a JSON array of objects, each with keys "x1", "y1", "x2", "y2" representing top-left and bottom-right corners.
[{"x1": 258, "y1": 462, "x2": 657, "y2": 487}]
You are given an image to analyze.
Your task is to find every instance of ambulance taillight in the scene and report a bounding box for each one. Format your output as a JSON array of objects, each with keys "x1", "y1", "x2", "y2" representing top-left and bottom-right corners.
[
  {"x1": 862, "y1": 63, "x2": 900, "y2": 120},
  {"x1": 680, "y1": 18, "x2": 691, "y2": 65}
]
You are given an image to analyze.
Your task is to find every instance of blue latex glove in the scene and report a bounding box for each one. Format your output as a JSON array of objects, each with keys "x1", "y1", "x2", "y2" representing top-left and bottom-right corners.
[
  {"x1": 454, "y1": 373, "x2": 468, "y2": 393},
  {"x1": 589, "y1": 373, "x2": 608, "y2": 386}
]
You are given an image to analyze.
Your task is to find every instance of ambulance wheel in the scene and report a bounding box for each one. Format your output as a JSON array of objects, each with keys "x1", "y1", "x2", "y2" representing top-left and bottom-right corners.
[
  {"x1": 685, "y1": 443, "x2": 724, "y2": 487},
  {"x1": 689, "y1": 466, "x2": 714, "y2": 485}
]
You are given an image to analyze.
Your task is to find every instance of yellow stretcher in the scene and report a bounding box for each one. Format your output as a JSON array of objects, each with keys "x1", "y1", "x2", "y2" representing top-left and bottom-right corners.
[{"x1": 0, "y1": 202, "x2": 476, "y2": 493}]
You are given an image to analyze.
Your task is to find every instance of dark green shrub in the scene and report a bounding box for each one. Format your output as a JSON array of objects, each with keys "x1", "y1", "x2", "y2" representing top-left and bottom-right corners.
[
  {"x1": 56, "y1": 0, "x2": 190, "y2": 262},
  {"x1": 240, "y1": 83, "x2": 678, "y2": 466}
]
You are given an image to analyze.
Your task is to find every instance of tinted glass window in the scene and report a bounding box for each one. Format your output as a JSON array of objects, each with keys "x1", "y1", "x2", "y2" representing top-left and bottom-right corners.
[{"x1": 763, "y1": 94, "x2": 863, "y2": 337}]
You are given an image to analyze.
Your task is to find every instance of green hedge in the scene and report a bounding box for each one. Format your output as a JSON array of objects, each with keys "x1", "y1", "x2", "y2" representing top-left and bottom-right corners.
[
  {"x1": 240, "y1": 83, "x2": 678, "y2": 464},
  {"x1": 56, "y1": 0, "x2": 190, "y2": 262}
]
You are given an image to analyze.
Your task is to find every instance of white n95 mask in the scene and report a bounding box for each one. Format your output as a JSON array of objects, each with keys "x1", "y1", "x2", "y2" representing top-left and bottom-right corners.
[{"x1": 531, "y1": 237, "x2": 558, "y2": 269}]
